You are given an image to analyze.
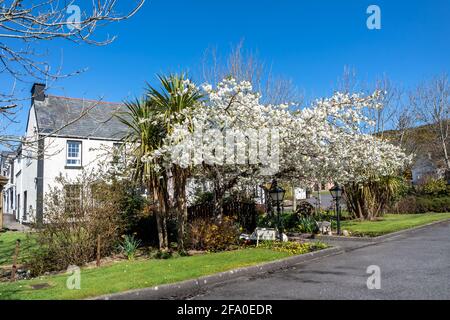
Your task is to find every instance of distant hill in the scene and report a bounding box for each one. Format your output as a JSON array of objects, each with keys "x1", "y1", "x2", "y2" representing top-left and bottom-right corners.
[{"x1": 379, "y1": 122, "x2": 449, "y2": 170}]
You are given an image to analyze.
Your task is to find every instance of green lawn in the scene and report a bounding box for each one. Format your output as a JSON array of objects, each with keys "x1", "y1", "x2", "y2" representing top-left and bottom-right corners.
[
  {"x1": 0, "y1": 248, "x2": 292, "y2": 300},
  {"x1": 341, "y1": 213, "x2": 450, "y2": 237},
  {"x1": 0, "y1": 231, "x2": 36, "y2": 266}
]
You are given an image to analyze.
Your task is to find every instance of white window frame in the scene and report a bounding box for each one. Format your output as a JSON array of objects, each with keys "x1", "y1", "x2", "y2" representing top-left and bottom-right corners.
[
  {"x1": 64, "y1": 184, "x2": 82, "y2": 214},
  {"x1": 66, "y1": 140, "x2": 82, "y2": 167}
]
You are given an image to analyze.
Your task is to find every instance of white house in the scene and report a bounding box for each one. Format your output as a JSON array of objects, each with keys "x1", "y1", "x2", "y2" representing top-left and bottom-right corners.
[
  {"x1": 411, "y1": 153, "x2": 444, "y2": 185},
  {"x1": 9, "y1": 83, "x2": 128, "y2": 224},
  {"x1": 1, "y1": 151, "x2": 16, "y2": 217}
]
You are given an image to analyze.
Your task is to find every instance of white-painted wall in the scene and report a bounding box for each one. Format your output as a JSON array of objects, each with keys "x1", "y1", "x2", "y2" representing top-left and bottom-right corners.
[
  {"x1": 14, "y1": 105, "x2": 39, "y2": 222},
  {"x1": 42, "y1": 137, "x2": 116, "y2": 197},
  {"x1": 14, "y1": 104, "x2": 118, "y2": 223},
  {"x1": 19, "y1": 154, "x2": 37, "y2": 222},
  {"x1": 13, "y1": 156, "x2": 23, "y2": 221},
  {"x1": 1, "y1": 156, "x2": 15, "y2": 216}
]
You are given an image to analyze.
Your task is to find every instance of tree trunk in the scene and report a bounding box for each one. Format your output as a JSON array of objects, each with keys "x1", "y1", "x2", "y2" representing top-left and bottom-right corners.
[
  {"x1": 174, "y1": 166, "x2": 188, "y2": 252},
  {"x1": 162, "y1": 214, "x2": 168, "y2": 249},
  {"x1": 213, "y1": 181, "x2": 224, "y2": 220},
  {"x1": 152, "y1": 184, "x2": 164, "y2": 250},
  {"x1": 345, "y1": 179, "x2": 395, "y2": 221},
  {"x1": 441, "y1": 136, "x2": 450, "y2": 170},
  {"x1": 344, "y1": 183, "x2": 369, "y2": 220},
  {"x1": 153, "y1": 188, "x2": 165, "y2": 249},
  {"x1": 158, "y1": 179, "x2": 169, "y2": 250},
  {"x1": 151, "y1": 180, "x2": 168, "y2": 250}
]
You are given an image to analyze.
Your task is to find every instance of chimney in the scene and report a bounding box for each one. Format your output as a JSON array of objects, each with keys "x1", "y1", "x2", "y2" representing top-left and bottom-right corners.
[{"x1": 31, "y1": 83, "x2": 46, "y2": 102}]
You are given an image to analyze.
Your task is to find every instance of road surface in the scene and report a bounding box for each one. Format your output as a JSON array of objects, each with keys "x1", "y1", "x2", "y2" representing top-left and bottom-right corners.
[{"x1": 191, "y1": 220, "x2": 450, "y2": 300}]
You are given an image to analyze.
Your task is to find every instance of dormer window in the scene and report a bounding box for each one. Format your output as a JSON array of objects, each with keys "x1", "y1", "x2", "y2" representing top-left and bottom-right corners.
[{"x1": 66, "y1": 141, "x2": 82, "y2": 167}]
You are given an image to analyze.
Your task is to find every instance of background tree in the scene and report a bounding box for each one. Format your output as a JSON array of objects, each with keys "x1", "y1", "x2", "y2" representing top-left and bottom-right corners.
[
  {"x1": 200, "y1": 40, "x2": 303, "y2": 105},
  {"x1": 335, "y1": 68, "x2": 416, "y2": 219},
  {"x1": 413, "y1": 74, "x2": 450, "y2": 170}
]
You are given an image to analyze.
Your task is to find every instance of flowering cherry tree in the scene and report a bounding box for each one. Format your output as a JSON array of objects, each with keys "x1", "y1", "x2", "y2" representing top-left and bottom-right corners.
[
  {"x1": 279, "y1": 91, "x2": 411, "y2": 185},
  {"x1": 142, "y1": 77, "x2": 410, "y2": 218},
  {"x1": 157, "y1": 80, "x2": 409, "y2": 179}
]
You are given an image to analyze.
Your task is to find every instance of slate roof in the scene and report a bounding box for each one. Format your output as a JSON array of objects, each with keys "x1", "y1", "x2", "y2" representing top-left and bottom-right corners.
[{"x1": 33, "y1": 95, "x2": 129, "y2": 140}]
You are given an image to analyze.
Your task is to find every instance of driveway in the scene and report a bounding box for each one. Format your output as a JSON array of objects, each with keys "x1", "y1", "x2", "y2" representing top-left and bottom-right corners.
[{"x1": 190, "y1": 220, "x2": 450, "y2": 300}]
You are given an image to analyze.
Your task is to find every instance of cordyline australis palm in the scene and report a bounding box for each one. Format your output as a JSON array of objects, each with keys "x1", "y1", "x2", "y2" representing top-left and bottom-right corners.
[
  {"x1": 118, "y1": 74, "x2": 203, "y2": 251},
  {"x1": 117, "y1": 97, "x2": 169, "y2": 250},
  {"x1": 344, "y1": 175, "x2": 404, "y2": 220},
  {"x1": 147, "y1": 74, "x2": 203, "y2": 252}
]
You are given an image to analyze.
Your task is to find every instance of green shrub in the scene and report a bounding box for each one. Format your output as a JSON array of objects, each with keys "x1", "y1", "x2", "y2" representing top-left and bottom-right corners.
[
  {"x1": 117, "y1": 181, "x2": 146, "y2": 234},
  {"x1": 256, "y1": 213, "x2": 276, "y2": 228},
  {"x1": 420, "y1": 178, "x2": 448, "y2": 196},
  {"x1": 416, "y1": 196, "x2": 450, "y2": 212},
  {"x1": 393, "y1": 195, "x2": 450, "y2": 213},
  {"x1": 259, "y1": 211, "x2": 335, "y2": 233},
  {"x1": 297, "y1": 216, "x2": 319, "y2": 233},
  {"x1": 393, "y1": 195, "x2": 418, "y2": 213},
  {"x1": 187, "y1": 217, "x2": 239, "y2": 251},
  {"x1": 257, "y1": 212, "x2": 294, "y2": 229},
  {"x1": 258, "y1": 210, "x2": 351, "y2": 233},
  {"x1": 27, "y1": 173, "x2": 126, "y2": 276},
  {"x1": 281, "y1": 212, "x2": 299, "y2": 230},
  {"x1": 192, "y1": 190, "x2": 214, "y2": 205},
  {"x1": 151, "y1": 249, "x2": 173, "y2": 259},
  {"x1": 344, "y1": 175, "x2": 409, "y2": 220},
  {"x1": 118, "y1": 234, "x2": 141, "y2": 260}
]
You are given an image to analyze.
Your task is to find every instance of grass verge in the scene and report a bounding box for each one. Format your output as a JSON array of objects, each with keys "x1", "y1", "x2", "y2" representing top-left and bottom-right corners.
[
  {"x1": 341, "y1": 213, "x2": 450, "y2": 237},
  {"x1": 0, "y1": 247, "x2": 309, "y2": 300},
  {"x1": 0, "y1": 231, "x2": 36, "y2": 266}
]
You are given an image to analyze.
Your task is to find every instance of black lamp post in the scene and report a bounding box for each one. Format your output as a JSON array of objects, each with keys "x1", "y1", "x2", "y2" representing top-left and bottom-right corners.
[
  {"x1": 329, "y1": 183, "x2": 343, "y2": 235},
  {"x1": 269, "y1": 179, "x2": 285, "y2": 241}
]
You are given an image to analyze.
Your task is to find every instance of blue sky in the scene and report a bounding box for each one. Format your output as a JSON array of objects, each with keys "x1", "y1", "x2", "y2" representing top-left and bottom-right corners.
[{"x1": 3, "y1": 0, "x2": 450, "y2": 137}]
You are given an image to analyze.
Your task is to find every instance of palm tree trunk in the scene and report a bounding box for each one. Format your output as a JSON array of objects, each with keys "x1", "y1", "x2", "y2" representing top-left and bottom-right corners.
[
  {"x1": 151, "y1": 179, "x2": 168, "y2": 250},
  {"x1": 173, "y1": 166, "x2": 188, "y2": 251},
  {"x1": 158, "y1": 180, "x2": 169, "y2": 250},
  {"x1": 151, "y1": 181, "x2": 165, "y2": 250}
]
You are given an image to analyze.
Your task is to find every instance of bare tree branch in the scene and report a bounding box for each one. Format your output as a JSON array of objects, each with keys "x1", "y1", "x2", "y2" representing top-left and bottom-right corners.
[
  {"x1": 200, "y1": 39, "x2": 303, "y2": 105},
  {"x1": 0, "y1": 0, "x2": 145, "y2": 151},
  {"x1": 412, "y1": 73, "x2": 450, "y2": 170}
]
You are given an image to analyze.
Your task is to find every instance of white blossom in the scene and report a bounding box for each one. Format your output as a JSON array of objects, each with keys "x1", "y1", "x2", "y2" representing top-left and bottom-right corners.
[{"x1": 136, "y1": 78, "x2": 410, "y2": 185}]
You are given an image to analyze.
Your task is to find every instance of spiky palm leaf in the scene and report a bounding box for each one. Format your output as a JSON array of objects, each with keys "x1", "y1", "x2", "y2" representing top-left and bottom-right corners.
[
  {"x1": 116, "y1": 98, "x2": 165, "y2": 184},
  {"x1": 145, "y1": 73, "x2": 204, "y2": 133}
]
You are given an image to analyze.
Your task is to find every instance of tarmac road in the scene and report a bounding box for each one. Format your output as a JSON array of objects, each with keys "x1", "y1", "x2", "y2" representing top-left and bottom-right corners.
[{"x1": 191, "y1": 221, "x2": 450, "y2": 300}]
